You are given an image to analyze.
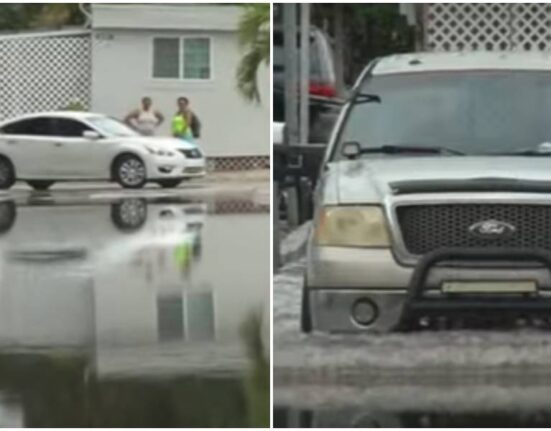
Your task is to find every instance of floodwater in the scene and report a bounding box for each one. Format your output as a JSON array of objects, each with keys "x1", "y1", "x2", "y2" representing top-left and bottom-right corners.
[
  {"x1": 275, "y1": 404, "x2": 551, "y2": 427},
  {"x1": 0, "y1": 192, "x2": 269, "y2": 427},
  {"x1": 274, "y1": 233, "x2": 551, "y2": 428},
  {"x1": 274, "y1": 372, "x2": 551, "y2": 427}
]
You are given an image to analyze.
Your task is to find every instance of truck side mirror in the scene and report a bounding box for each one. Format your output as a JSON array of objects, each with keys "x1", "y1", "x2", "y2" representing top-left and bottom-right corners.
[{"x1": 342, "y1": 141, "x2": 361, "y2": 159}]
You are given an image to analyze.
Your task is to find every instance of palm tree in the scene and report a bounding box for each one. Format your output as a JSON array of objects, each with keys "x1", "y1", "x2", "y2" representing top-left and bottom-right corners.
[
  {"x1": 30, "y1": 3, "x2": 85, "y2": 29},
  {"x1": 0, "y1": 3, "x2": 84, "y2": 31},
  {"x1": 236, "y1": 4, "x2": 270, "y2": 103}
]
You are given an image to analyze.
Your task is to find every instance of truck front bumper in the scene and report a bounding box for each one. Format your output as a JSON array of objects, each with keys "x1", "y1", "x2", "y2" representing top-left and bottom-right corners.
[{"x1": 306, "y1": 246, "x2": 551, "y2": 332}]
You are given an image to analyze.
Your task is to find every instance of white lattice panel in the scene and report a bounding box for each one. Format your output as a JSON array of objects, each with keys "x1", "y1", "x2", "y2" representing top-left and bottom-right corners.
[
  {"x1": 512, "y1": 4, "x2": 551, "y2": 51},
  {"x1": 206, "y1": 156, "x2": 269, "y2": 172},
  {"x1": 0, "y1": 32, "x2": 91, "y2": 120},
  {"x1": 425, "y1": 3, "x2": 551, "y2": 52}
]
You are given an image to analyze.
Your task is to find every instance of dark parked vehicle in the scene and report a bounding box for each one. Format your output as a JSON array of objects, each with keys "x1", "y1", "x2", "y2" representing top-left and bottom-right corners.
[{"x1": 273, "y1": 25, "x2": 339, "y2": 143}]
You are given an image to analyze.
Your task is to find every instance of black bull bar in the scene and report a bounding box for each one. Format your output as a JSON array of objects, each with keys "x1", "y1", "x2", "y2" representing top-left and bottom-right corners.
[{"x1": 397, "y1": 247, "x2": 551, "y2": 328}]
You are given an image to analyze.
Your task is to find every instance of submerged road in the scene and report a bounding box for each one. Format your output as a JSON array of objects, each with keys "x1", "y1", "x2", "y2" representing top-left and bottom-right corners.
[
  {"x1": 274, "y1": 225, "x2": 551, "y2": 427},
  {"x1": 0, "y1": 172, "x2": 270, "y2": 427}
]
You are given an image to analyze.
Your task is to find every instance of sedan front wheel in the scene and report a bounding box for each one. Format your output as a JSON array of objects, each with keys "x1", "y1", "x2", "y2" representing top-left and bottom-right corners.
[{"x1": 114, "y1": 155, "x2": 147, "y2": 189}]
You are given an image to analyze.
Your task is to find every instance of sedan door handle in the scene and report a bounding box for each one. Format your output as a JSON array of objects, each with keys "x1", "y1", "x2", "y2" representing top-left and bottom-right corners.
[
  {"x1": 6, "y1": 140, "x2": 16, "y2": 145},
  {"x1": 54, "y1": 142, "x2": 63, "y2": 147}
]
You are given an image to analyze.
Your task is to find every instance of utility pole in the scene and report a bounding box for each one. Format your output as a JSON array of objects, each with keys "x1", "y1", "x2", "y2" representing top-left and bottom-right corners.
[
  {"x1": 283, "y1": 3, "x2": 298, "y2": 146},
  {"x1": 334, "y1": 4, "x2": 345, "y2": 97},
  {"x1": 299, "y1": 3, "x2": 310, "y2": 144}
]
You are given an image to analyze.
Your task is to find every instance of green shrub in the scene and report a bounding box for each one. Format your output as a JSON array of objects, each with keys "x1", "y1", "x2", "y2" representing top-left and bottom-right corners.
[{"x1": 61, "y1": 101, "x2": 86, "y2": 111}]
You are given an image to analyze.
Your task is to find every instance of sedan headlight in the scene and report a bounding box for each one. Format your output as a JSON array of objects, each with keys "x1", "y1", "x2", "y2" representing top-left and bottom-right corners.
[
  {"x1": 314, "y1": 206, "x2": 390, "y2": 247},
  {"x1": 145, "y1": 146, "x2": 161, "y2": 155},
  {"x1": 145, "y1": 146, "x2": 174, "y2": 156}
]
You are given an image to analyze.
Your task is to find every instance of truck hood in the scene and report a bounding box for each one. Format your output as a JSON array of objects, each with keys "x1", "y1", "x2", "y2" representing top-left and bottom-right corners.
[{"x1": 333, "y1": 156, "x2": 551, "y2": 204}]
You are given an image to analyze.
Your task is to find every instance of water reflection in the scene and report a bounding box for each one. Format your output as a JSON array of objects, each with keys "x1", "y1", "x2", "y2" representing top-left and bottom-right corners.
[
  {"x1": 275, "y1": 406, "x2": 551, "y2": 428},
  {"x1": 0, "y1": 197, "x2": 269, "y2": 427}
]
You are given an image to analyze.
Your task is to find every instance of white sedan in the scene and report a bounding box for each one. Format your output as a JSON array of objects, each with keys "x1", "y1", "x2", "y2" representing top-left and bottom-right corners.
[{"x1": 0, "y1": 111, "x2": 206, "y2": 190}]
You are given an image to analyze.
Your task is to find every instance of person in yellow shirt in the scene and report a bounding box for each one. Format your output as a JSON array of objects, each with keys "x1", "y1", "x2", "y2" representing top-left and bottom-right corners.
[{"x1": 171, "y1": 97, "x2": 200, "y2": 143}]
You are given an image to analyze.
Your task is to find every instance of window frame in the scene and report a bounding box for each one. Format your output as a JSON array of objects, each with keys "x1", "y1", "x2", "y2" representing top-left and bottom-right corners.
[
  {"x1": 49, "y1": 118, "x2": 94, "y2": 139},
  {"x1": 150, "y1": 35, "x2": 213, "y2": 82}
]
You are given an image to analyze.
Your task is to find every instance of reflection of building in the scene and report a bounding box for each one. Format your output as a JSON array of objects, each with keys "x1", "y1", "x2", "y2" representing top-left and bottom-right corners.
[
  {"x1": 156, "y1": 291, "x2": 215, "y2": 342},
  {"x1": 0, "y1": 351, "x2": 250, "y2": 427},
  {"x1": 0, "y1": 199, "x2": 269, "y2": 376}
]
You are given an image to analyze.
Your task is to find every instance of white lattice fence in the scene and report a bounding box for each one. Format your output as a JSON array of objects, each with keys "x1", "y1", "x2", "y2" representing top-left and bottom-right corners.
[
  {"x1": 206, "y1": 156, "x2": 270, "y2": 172},
  {"x1": 425, "y1": 3, "x2": 551, "y2": 52},
  {"x1": 0, "y1": 31, "x2": 91, "y2": 120}
]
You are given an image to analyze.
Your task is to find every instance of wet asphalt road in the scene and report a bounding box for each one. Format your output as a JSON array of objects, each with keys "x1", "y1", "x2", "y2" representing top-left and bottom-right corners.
[
  {"x1": 274, "y1": 227, "x2": 551, "y2": 427},
  {"x1": 4, "y1": 176, "x2": 269, "y2": 205},
  {"x1": 0, "y1": 177, "x2": 270, "y2": 427}
]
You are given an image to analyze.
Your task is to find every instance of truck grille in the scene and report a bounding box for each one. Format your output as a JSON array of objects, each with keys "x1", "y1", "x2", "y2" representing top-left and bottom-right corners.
[{"x1": 396, "y1": 204, "x2": 551, "y2": 255}]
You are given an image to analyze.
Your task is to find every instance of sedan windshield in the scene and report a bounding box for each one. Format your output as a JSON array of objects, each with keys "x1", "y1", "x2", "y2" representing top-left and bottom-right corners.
[
  {"x1": 336, "y1": 70, "x2": 551, "y2": 158},
  {"x1": 86, "y1": 116, "x2": 139, "y2": 138}
]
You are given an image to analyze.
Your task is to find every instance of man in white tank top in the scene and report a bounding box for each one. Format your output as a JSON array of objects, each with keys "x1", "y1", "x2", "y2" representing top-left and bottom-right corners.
[{"x1": 124, "y1": 97, "x2": 164, "y2": 136}]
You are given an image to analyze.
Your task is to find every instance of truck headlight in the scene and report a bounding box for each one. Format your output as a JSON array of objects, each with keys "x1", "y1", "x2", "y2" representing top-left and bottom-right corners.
[{"x1": 314, "y1": 206, "x2": 390, "y2": 247}]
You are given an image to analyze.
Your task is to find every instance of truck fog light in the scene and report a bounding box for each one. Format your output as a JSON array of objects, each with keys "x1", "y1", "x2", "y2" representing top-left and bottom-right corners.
[{"x1": 351, "y1": 298, "x2": 378, "y2": 326}]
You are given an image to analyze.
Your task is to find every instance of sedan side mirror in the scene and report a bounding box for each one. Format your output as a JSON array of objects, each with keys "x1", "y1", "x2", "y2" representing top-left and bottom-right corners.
[{"x1": 83, "y1": 130, "x2": 101, "y2": 140}]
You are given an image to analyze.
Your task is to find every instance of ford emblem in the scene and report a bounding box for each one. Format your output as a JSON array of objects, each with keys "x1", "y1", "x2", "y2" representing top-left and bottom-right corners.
[{"x1": 468, "y1": 219, "x2": 516, "y2": 239}]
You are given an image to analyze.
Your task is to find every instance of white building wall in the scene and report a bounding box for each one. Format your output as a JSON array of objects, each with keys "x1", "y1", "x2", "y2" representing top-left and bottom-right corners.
[
  {"x1": 91, "y1": 26, "x2": 269, "y2": 157},
  {"x1": 92, "y1": 4, "x2": 242, "y2": 31},
  {"x1": 0, "y1": 264, "x2": 94, "y2": 347}
]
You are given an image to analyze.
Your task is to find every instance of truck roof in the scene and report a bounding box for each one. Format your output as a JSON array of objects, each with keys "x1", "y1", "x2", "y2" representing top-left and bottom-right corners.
[{"x1": 372, "y1": 51, "x2": 551, "y2": 75}]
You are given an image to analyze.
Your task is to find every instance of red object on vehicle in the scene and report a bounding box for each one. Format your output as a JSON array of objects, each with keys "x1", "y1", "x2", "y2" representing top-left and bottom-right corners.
[{"x1": 309, "y1": 82, "x2": 337, "y2": 98}]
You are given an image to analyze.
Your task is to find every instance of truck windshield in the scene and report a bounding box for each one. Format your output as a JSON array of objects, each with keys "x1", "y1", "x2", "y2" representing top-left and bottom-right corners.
[{"x1": 336, "y1": 70, "x2": 551, "y2": 158}]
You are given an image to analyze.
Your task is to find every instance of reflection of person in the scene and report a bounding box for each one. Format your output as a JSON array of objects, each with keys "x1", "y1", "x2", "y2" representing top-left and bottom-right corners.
[
  {"x1": 171, "y1": 97, "x2": 201, "y2": 142},
  {"x1": 192, "y1": 235, "x2": 202, "y2": 260},
  {"x1": 125, "y1": 97, "x2": 164, "y2": 136},
  {"x1": 174, "y1": 241, "x2": 193, "y2": 278}
]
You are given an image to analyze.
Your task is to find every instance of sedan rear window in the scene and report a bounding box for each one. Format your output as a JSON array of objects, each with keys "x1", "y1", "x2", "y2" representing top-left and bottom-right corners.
[
  {"x1": 1, "y1": 118, "x2": 52, "y2": 136},
  {"x1": 50, "y1": 118, "x2": 92, "y2": 137}
]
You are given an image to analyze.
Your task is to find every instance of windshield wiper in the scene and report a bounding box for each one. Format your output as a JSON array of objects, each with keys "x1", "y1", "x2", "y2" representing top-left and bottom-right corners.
[
  {"x1": 490, "y1": 149, "x2": 551, "y2": 156},
  {"x1": 351, "y1": 93, "x2": 381, "y2": 105},
  {"x1": 360, "y1": 144, "x2": 465, "y2": 156},
  {"x1": 488, "y1": 143, "x2": 551, "y2": 156}
]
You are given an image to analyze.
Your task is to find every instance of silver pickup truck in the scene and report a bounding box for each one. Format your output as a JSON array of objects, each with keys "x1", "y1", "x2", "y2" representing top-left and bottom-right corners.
[{"x1": 303, "y1": 51, "x2": 551, "y2": 333}]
